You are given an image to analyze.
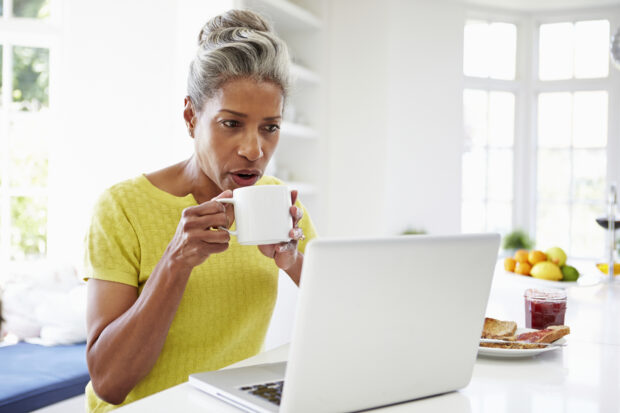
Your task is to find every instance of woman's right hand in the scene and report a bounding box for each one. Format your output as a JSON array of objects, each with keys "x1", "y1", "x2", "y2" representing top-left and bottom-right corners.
[{"x1": 164, "y1": 190, "x2": 234, "y2": 272}]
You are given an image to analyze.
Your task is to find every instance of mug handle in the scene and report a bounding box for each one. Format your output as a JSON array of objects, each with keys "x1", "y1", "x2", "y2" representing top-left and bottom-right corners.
[{"x1": 216, "y1": 198, "x2": 237, "y2": 236}]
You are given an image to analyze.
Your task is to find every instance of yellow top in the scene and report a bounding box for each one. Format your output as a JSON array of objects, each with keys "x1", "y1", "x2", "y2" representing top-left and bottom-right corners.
[{"x1": 84, "y1": 175, "x2": 317, "y2": 412}]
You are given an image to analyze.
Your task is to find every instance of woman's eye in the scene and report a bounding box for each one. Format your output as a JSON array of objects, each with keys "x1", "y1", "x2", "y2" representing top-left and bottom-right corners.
[
  {"x1": 222, "y1": 120, "x2": 240, "y2": 128},
  {"x1": 265, "y1": 124, "x2": 280, "y2": 133}
]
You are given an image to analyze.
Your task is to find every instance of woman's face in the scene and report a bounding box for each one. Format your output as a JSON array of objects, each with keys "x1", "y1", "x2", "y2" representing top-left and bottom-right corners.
[{"x1": 185, "y1": 78, "x2": 283, "y2": 192}]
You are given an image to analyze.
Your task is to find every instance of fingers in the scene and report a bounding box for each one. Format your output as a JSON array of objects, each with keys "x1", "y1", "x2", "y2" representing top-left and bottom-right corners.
[
  {"x1": 213, "y1": 190, "x2": 233, "y2": 201},
  {"x1": 184, "y1": 190, "x2": 233, "y2": 217},
  {"x1": 289, "y1": 227, "x2": 304, "y2": 241},
  {"x1": 182, "y1": 211, "x2": 229, "y2": 231},
  {"x1": 184, "y1": 200, "x2": 225, "y2": 217},
  {"x1": 185, "y1": 228, "x2": 230, "y2": 245},
  {"x1": 276, "y1": 242, "x2": 297, "y2": 253},
  {"x1": 290, "y1": 205, "x2": 303, "y2": 228}
]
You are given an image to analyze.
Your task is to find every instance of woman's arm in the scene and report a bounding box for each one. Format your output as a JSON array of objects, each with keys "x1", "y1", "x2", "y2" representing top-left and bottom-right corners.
[{"x1": 86, "y1": 193, "x2": 233, "y2": 405}]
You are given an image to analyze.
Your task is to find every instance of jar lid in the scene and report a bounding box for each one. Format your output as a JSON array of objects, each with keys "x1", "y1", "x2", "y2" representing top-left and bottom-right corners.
[{"x1": 524, "y1": 288, "x2": 567, "y2": 301}]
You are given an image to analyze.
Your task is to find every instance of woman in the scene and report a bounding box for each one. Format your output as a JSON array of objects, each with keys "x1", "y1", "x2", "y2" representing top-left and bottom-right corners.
[{"x1": 84, "y1": 10, "x2": 317, "y2": 412}]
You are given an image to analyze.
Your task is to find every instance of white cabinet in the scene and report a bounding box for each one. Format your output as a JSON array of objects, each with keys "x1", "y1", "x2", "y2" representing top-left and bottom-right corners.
[{"x1": 235, "y1": 0, "x2": 326, "y2": 227}]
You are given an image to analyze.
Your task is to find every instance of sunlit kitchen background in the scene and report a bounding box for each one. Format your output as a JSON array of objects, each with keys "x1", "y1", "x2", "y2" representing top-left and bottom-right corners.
[{"x1": 0, "y1": 0, "x2": 619, "y2": 409}]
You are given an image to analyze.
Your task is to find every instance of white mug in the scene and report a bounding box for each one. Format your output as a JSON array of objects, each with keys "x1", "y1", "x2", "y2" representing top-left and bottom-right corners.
[{"x1": 217, "y1": 185, "x2": 293, "y2": 245}]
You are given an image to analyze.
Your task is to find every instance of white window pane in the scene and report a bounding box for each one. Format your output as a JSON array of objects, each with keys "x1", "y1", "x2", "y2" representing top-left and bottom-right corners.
[
  {"x1": 487, "y1": 201, "x2": 512, "y2": 234},
  {"x1": 488, "y1": 23, "x2": 517, "y2": 80},
  {"x1": 487, "y1": 149, "x2": 513, "y2": 201},
  {"x1": 574, "y1": 20, "x2": 610, "y2": 79},
  {"x1": 539, "y1": 22, "x2": 573, "y2": 80},
  {"x1": 464, "y1": 21, "x2": 489, "y2": 78},
  {"x1": 536, "y1": 203, "x2": 570, "y2": 251},
  {"x1": 462, "y1": 149, "x2": 487, "y2": 200},
  {"x1": 9, "y1": 111, "x2": 50, "y2": 188},
  {"x1": 573, "y1": 149, "x2": 606, "y2": 202},
  {"x1": 463, "y1": 89, "x2": 488, "y2": 148},
  {"x1": 537, "y1": 149, "x2": 571, "y2": 202},
  {"x1": 538, "y1": 93, "x2": 572, "y2": 148},
  {"x1": 462, "y1": 201, "x2": 486, "y2": 233},
  {"x1": 573, "y1": 91, "x2": 608, "y2": 148},
  {"x1": 571, "y1": 203, "x2": 605, "y2": 258},
  {"x1": 488, "y1": 91, "x2": 515, "y2": 147}
]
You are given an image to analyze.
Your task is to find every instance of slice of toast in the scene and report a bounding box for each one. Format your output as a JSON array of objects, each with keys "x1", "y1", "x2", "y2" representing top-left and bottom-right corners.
[
  {"x1": 481, "y1": 317, "x2": 517, "y2": 339},
  {"x1": 516, "y1": 325, "x2": 570, "y2": 343}
]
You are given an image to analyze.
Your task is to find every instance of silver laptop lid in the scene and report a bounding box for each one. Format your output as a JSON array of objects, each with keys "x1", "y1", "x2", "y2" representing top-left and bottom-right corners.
[{"x1": 280, "y1": 234, "x2": 499, "y2": 413}]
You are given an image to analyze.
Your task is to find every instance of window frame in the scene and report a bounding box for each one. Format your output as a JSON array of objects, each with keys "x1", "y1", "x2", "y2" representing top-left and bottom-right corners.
[
  {"x1": 462, "y1": 9, "x2": 524, "y2": 234},
  {"x1": 0, "y1": 0, "x2": 61, "y2": 266},
  {"x1": 463, "y1": 5, "x2": 620, "y2": 258}
]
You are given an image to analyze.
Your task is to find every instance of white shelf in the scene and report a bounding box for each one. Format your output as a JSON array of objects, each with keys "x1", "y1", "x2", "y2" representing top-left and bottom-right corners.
[
  {"x1": 280, "y1": 121, "x2": 318, "y2": 139},
  {"x1": 243, "y1": 0, "x2": 322, "y2": 32},
  {"x1": 290, "y1": 63, "x2": 320, "y2": 85}
]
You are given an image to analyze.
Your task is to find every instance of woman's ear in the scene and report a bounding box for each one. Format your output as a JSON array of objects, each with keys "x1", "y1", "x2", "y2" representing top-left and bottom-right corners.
[{"x1": 183, "y1": 97, "x2": 196, "y2": 138}]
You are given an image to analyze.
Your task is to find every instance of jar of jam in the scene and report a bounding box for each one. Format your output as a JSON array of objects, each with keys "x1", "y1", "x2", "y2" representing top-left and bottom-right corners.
[{"x1": 524, "y1": 288, "x2": 567, "y2": 329}]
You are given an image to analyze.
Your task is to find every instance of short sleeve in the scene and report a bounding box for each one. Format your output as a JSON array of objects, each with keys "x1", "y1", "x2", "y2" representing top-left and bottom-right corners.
[
  {"x1": 295, "y1": 199, "x2": 317, "y2": 254},
  {"x1": 84, "y1": 189, "x2": 140, "y2": 287}
]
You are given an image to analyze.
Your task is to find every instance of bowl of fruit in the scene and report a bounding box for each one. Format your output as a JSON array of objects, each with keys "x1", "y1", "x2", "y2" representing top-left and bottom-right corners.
[{"x1": 503, "y1": 247, "x2": 582, "y2": 287}]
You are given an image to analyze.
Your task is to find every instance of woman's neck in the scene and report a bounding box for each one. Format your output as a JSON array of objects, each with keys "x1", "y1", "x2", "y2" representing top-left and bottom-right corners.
[
  {"x1": 180, "y1": 156, "x2": 221, "y2": 204},
  {"x1": 145, "y1": 156, "x2": 220, "y2": 204}
]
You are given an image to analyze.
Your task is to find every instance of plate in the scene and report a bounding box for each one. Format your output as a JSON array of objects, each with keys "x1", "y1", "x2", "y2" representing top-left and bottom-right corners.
[
  {"x1": 478, "y1": 328, "x2": 567, "y2": 358},
  {"x1": 503, "y1": 270, "x2": 602, "y2": 288}
]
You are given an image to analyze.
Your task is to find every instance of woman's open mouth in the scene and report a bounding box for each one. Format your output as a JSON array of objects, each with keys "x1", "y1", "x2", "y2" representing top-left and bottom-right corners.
[{"x1": 231, "y1": 170, "x2": 260, "y2": 186}]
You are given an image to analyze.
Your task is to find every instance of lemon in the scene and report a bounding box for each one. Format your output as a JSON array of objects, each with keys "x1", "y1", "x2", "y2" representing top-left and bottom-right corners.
[
  {"x1": 596, "y1": 263, "x2": 620, "y2": 275},
  {"x1": 561, "y1": 265, "x2": 579, "y2": 282},
  {"x1": 530, "y1": 262, "x2": 563, "y2": 281}
]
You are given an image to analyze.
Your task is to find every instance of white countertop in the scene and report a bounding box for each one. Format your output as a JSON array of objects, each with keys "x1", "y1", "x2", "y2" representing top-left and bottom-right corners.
[{"x1": 117, "y1": 260, "x2": 620, "y2": 412}]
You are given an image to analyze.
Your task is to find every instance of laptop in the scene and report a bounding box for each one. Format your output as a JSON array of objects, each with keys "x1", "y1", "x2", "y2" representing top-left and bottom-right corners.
[{"x1": 189, "y1": 233, "x2": 500, "y2": 413}]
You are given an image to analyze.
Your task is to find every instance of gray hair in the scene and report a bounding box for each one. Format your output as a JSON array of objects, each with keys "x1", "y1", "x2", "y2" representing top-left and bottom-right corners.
[{"x1": 187, "y1": 9, "x2": 291, "y2": 112}]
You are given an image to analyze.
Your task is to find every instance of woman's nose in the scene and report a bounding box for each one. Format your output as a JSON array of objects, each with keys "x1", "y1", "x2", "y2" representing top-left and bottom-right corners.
[{"x1": 237, "y1": 132, "x2": 263, "y2": 161}]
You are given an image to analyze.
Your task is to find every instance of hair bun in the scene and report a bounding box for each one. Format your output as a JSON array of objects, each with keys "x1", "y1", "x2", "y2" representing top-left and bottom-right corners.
[{"x1": 198, "y1": 9, "x2": 273, "y2": 45}]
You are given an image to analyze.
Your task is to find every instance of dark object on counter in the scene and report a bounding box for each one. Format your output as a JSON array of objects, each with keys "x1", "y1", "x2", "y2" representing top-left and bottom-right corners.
[{"x1": 595, "y1": 217, "x2": 620, "y2": 229}]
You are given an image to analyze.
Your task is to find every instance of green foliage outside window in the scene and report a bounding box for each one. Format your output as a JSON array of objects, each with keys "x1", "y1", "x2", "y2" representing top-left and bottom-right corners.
[
  {"x1": 13, "y1": 46, "x2": 49, "y2": 111},
  {"x1": 13, "y1": 0, "x2": 49, "y2": 19},
  {"x1": 10, "y1": 196, "x2": 47, "y2": 260}
]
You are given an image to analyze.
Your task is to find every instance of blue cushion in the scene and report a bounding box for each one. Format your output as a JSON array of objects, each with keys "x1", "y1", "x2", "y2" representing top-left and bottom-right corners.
[{"x1": 0, "y1": 342, "x2": 90, "y2": 413}]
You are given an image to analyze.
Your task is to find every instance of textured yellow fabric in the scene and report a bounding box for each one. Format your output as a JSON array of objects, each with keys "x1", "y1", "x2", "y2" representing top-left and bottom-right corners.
[{"x1": 84, "y1": 175, "x2": 316, "y2": 412}]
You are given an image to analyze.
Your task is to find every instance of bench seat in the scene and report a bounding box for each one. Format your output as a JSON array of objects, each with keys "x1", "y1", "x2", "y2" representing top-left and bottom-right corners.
[{"x1": 0, "y1": 342, "x2": 89, "y2": 413}]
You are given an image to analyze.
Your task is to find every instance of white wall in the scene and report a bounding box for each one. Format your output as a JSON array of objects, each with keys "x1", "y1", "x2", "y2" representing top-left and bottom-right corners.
[
  {"x1": 384, "y1": 0, "x2": 465, "y2": 235},
  {"x1": 325, "y1": 0, "x2": 390, "y2": 237},
  {"x1": 47, "y1": 0, "x2": 231, "y2": 266},
  {"x1": 324, "y1": 0, "x2": 465, "y2": 237}
]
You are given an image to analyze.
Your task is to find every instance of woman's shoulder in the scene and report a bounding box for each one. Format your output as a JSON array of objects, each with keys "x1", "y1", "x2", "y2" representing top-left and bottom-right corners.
[
  {"x1": 98, "y1": 176, "x2": 147, "y2": 202},
  {"x1": 92, "y1": 176, "x2": 153, "y2": 217}
]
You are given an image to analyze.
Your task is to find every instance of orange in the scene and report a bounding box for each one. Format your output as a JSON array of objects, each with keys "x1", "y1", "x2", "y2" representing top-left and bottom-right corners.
[
  {"x1": 515, "y1": 261, "x2": 532, "y2": 276},
  {"x1": 504, "y1": 257, "x2": 516, "y2": 272},
  {"x1": 528, "y1": 250, "x2": 547, "y2": 265},
  {"x1": 514, "y1": 249, "x2": 530, "y2": 263}
]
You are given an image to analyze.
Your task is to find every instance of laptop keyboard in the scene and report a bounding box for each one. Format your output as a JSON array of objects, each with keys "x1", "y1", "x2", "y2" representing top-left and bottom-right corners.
[{"x1": 239, "y1": 381, "x2": 284, "y2": 406}]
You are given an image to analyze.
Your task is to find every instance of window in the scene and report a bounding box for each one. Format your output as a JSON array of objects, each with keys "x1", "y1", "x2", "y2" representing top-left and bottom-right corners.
[
  {"x1": 0, "y1": 0, "x2": 55, "y2": 265},
  {"x1": 535, "y1": 19, "x2": 611, "y2": 257},
  {"x1": 462, "y1": 19, "x2": 517, "y2": 234},
  {"x1": 461, "y1": 11, "x2": 618, "y2": 258}
]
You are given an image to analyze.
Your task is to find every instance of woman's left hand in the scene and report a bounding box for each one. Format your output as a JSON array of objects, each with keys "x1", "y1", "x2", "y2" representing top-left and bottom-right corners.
[{"x1": 258, "y1": 190, "x2": 304, "y2": 270}]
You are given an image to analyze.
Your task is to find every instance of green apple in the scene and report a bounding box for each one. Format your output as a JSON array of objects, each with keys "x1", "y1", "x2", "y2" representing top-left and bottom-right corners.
[
  {"x1": 561, "y1": 265, "x2": 579, "y2": 282},
  {"x1": 545, "y1": 247, "x2": 567, "y2": 267}
]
